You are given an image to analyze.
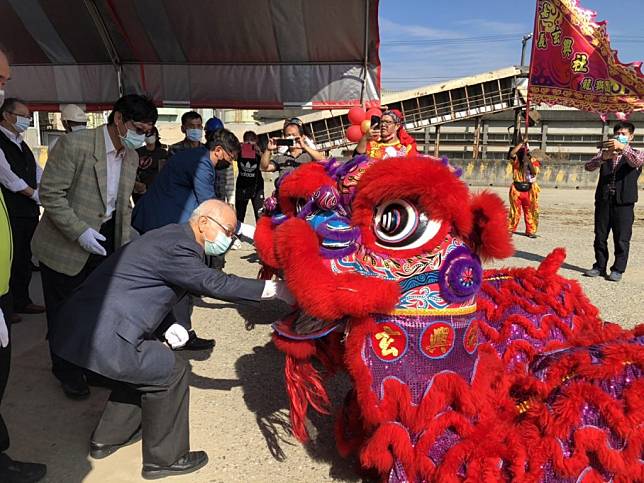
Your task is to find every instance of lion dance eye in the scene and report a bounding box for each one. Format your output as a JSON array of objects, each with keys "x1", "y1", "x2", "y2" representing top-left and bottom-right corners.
[{"x1": 373, "y1": 199, "x2": 442, "y2": 250}]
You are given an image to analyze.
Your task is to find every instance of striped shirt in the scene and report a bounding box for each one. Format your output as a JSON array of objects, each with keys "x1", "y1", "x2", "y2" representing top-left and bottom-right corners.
[{"x1": 585, "y1": 145, "x2": 644, "y2": 172}]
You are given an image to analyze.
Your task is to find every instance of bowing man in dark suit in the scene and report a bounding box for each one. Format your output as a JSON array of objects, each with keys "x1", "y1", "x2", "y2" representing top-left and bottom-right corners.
[{"x1": 49, "y1": 200, "x2": 293, "y2": 480}]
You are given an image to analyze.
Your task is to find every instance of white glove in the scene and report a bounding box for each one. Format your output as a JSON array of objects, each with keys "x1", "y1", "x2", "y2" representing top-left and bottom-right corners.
[
  {"x1": 78, "y1": 228, "x2": 107, "y2": 256},
  {"x1": 0, "y1": 309, "x2": 8, "y2": 348},
  {"x1": 164, "y1": 323, "x2": 189, "y2": 349},
  {"x1": 262, "y1": 280, "x2": 296, "y2": 305},
  {"x1": 30, "y1": 189, "x2": 40, "y2": 205}
]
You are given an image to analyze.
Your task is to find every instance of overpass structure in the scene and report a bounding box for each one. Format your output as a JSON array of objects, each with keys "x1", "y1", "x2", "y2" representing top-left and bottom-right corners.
[{"x1": 256, "y1": 66, "x2": 528, "y2": 152}]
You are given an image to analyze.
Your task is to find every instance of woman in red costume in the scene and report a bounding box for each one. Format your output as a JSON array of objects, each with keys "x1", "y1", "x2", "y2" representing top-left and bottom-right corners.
[{"x1": 355, "y1": 109, "x2": 418, "y2": 159}]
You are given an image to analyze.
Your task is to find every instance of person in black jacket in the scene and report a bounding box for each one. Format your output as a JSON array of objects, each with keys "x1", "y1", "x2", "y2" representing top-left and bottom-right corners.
[
  {"x1": 0, "y1": 98, "x2": 45, "y2": 321},
  {"x1": 235, "y1": 131, "x2": 264, "y2": 223},
  {"x1": 584, "y1": 122, "x2": 643, "y2": 282},
  {"x1": 50, "y1": 199, "x2": 293, "y2": 479}
]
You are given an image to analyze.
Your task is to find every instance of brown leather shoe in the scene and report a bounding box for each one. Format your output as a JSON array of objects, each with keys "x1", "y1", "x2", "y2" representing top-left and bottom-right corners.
[{"x1": 15, "y1": 303, "x2": 45, "y2": 314}]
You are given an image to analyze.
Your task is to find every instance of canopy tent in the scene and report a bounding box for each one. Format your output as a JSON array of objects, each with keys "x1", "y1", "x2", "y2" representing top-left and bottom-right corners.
[{"x1": 1, "y1": 0, "x2": 381, "y2": 111}]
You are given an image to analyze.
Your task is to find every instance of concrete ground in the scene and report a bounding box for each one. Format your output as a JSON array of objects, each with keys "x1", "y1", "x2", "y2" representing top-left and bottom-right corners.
[{"x1": 3, "y1": 187, "x2": 643, "y2": 483}]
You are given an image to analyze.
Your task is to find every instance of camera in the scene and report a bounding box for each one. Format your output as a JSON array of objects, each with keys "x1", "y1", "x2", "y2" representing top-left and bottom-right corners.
[{"x1": 275, "y1": 138, "x2": 295, "y2": 147}]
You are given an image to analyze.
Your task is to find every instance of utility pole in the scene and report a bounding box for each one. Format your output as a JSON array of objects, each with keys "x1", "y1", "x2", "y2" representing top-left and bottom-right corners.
[
  {"x1": 520, "y1": 33, "x2": 533, "y2": 67},
  {"x1": 513, "y1": 33, "x2": 533, "y2": 146}
]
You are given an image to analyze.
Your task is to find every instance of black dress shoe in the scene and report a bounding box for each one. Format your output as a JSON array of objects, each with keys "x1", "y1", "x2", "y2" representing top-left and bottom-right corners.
[
  {"x1": 61, "y1": 379, "x2": 90, "y2": 400},
  {"x1": 15, "y1": 304, "x2": 45, "y2": 315},
  {"x1": 90, "y1": 428, "x2": 142, "y2": 459},
  {"x1": 0, "y1": 453, "x2": 47, "y2": 483},
  {"x1": 174, "y1": 330, "x2": 215, "y2": 351},
  {"x1": 142, "y1": 451, "x2": 208, "y2": 480}
]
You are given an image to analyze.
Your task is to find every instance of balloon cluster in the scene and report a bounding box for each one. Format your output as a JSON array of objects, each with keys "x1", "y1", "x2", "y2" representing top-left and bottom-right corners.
[{"x1": 345, "y1": 106, "x2": 382, "y2": 143}]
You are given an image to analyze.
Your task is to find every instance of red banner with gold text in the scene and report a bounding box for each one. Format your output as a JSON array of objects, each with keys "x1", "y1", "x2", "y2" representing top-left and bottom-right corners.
[{"x1": 528, "y1": 0, "x2": 644, "y2": 117}]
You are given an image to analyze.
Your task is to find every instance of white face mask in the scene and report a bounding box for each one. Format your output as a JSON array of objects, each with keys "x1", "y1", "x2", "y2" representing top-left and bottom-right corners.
[
  {"x1": 0, "y1": 89, "x2": 5, "y2": 107},
  {"x1": 145, "y1": 134, "x2": 157, "y2": 145},
  {"x1": 13, "y1": 115, "x2": 31, "y2": 133}
]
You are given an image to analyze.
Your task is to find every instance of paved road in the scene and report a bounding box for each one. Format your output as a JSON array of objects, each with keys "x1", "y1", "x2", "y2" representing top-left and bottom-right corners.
[{"x1": 3, "y1": 187, "x2": 643, "y2": 482}]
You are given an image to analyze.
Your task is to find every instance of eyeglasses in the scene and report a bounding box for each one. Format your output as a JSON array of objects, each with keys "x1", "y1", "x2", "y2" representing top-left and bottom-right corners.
[
  {"x1": 380, "y1": 120, "x2": 396, "y2": 127},
  {"x1": 7, "y1": 111, "x2": 31, "y2": 120},
  {"x1": 205, "y1": 216, "x2": 236, "y2": 237}
]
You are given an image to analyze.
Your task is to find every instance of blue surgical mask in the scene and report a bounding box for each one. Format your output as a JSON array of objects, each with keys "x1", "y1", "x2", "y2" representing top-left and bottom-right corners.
[
  {"x1": 204, "y1": 231, "x2": 233, "y2": 256},
  {"x1": 186, "y1": 128, "x2": 202, "y2": 142},
  {"x1": 13, "y1": 115, "x2": 31, "y2": 133},
  {"x1": 70, "y1": 125, "x2": 86, "y2": 132},
  {"x1": 615, "y1": 134, "x2": 629, "y2": 145},
  {"x1": 120, "y1": 128, "x2": 146, "y2": 150}
]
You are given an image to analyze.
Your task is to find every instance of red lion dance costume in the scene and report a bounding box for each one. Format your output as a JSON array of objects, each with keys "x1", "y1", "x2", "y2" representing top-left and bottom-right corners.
[{"x1": 255, "y1": 154, "x2": 643, "y2": 482}]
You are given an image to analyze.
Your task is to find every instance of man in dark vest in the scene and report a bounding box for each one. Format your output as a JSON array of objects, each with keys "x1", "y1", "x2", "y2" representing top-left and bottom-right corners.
[
  {"x1": 584, "y1": 122, "x2": 644, "y2": 282},
  {"x1": 0, "y1": 98, "x2": 45, "y2": 322}
]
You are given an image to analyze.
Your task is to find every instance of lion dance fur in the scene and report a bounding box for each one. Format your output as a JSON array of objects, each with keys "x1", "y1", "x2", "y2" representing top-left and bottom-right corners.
[{"x1": 254, "y1": 154, "x2": 643, "y2": 482}]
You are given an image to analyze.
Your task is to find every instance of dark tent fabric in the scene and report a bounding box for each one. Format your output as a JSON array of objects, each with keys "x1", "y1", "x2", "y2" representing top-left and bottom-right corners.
[{"x1": 1, "y1": 0, "x2": 381, "y2": 110}]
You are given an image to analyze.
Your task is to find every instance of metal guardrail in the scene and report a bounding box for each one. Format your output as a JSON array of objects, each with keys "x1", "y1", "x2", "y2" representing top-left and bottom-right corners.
[{"x1": 259, "y1": 74, "x2": 524, "y2": 150}]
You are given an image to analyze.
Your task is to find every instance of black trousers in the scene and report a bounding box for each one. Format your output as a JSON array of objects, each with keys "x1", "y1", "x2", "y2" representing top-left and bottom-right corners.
[
  {"x1": 235, "y1": 188, "x2": 264, "y2": 223},
  {"x1": 0, "y1": 296, "x2": 12, "y2": 453},
  {"x1": 593, "y1": 197, "x2": 635, "y2": 274},
  {"x1": 8, "y1": 216, "x2": 39, "y2": 310},
  {"x1": 172, "y1": 295, "x2": 194, "y2": 331},
  {"x1": 91, "y1": 357, "x2": 189, "y2": 466},
  {"x1": 41, "y1": 218, "x2": 115, "y2": 384}
]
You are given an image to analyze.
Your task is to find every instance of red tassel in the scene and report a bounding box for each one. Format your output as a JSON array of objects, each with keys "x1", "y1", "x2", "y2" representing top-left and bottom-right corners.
[{"x1": 284, "y1": 355, "x2": 331, "y2": 442}]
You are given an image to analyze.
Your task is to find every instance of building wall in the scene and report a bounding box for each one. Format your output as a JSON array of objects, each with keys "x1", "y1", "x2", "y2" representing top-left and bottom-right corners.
[{"x1": 415, "y1": 108, "x2": 644, "y2": 163}]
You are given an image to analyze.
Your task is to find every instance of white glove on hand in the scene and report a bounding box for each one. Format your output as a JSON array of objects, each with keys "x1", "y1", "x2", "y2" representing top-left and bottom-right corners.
[
  {"x1": 78, "y1": 228, "x2": 107, "y2": 256},
  {"x1": 0, "y1": 309, "x2": 8, "y2": 348},
  {"x1": 262, "y1": 280, "x2": 296, "y2": 305},
  {"x1": 164, "y1": 324, "x2": 189, "y2": 349},
  {"x1": 30, "y1": 189, "x2": 40, "y2": 205}
]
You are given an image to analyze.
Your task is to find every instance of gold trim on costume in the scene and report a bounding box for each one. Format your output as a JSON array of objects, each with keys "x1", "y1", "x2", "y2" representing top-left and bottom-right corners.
[{"x1": 389, "y1": 305, "x2": 477, "y2": 316}]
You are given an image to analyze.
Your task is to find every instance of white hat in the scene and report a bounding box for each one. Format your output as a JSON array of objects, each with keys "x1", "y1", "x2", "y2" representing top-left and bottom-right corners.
[{"x1": 61, "y1": 104, "x2": 87, "y2": 123}]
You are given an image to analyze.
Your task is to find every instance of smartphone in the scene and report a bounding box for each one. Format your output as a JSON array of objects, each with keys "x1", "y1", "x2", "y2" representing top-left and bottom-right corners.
[
  {"x1": 275, "y1": 138, "x2": 295, "y2": 147},
  {"x1": 241, "y1": 142, "x2": 256, "y2": 158},
  {"x1": 370, "y1": 115, "x2": 381, "y2": 129}
]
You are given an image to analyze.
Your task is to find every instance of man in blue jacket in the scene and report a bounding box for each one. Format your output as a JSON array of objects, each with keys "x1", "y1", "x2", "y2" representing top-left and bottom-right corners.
[
  {"x1": 132, "y1": 128, "x2": 239, "y2": 351},
  {"x1": 132, "y1": 128, "x2": 237, "y2": 232}
]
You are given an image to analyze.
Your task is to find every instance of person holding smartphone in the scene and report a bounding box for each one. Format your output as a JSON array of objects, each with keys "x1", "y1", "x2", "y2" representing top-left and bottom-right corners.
[
  {"x1": 260, "y1": 117, "x2": 324, "y2": 182},
  {"x1": 354, "y1": 109, "x2": 418, "y2": 159},
  {"x1": 584, "y1": 122, "x2": 644, "y2": 282},
  {"x1": 507, "y1": 139, "x2": 541, "y2": 238}
]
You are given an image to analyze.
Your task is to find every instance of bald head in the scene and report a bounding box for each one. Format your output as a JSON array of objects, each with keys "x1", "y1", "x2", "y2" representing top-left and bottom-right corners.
[
  {"x1": 189, "y1": 200, "x2": 237, "y2": 248},
  {"x1": 190, "y1": 200, "x2": 236, "y2": 225}
]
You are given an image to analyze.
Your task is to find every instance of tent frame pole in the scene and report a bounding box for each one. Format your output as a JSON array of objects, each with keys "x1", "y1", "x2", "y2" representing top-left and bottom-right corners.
[
  {"x1": 359, "y1": 0, "x2": 370, "y2": 106},
  {"x1": 84, "y1": 0, "x2": 124, "y2": 95}
]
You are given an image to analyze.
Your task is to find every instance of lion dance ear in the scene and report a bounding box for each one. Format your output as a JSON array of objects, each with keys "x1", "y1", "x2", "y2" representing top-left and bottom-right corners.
[{"x1": 467, "y1": 191, "x2": 514, "y2": 261}]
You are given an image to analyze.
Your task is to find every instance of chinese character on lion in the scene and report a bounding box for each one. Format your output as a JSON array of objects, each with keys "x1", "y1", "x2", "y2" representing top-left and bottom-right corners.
[{"x1": 254, "y1": 154, "x2": 643, "y2": 482}]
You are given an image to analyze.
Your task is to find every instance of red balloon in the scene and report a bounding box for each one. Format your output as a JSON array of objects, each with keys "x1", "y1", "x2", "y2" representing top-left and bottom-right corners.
[
  {"x1": 366, "y1": 107, "x2": 382, "y2": 119},
  {"x1": 360, "y1": 119, "x2": 371, "y2": 134},
  {"x1": 347, "y1": 106, "x2": 367, "y2": 125},
  {"x1": 346, "y1": 125, "x2": 363, "y2": 143}
]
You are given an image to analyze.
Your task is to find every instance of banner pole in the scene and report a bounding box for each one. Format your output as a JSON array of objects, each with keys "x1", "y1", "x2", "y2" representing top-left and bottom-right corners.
[{"x1": 525, "y1": 0, "x2": 540, "y2": 141}]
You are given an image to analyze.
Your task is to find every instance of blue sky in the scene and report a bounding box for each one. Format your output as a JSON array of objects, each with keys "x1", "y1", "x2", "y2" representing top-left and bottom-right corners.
[{"x1": 378, "y1": 0, "x2": 644, "y2": 91}]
